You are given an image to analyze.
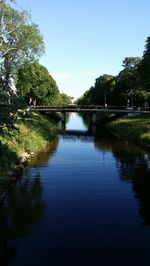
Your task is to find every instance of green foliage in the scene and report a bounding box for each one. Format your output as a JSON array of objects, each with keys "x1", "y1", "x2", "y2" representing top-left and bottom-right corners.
[
  {"x1": 77, "y1": 56, "x2": 146, "y2": 107},
  {"x1": 107, "y1": 116, "x2": 150, "y2": 146},
  {"x1": 60, "y1": 93, "x2": 71, "y2": 106},
  {"x1": 0, "y1": 4, "x2": 44, "y2": 89},
  {"x1": 122, "y1": 57, "x2": 141, "y2": 69},
  {"x1": 77, "y1": 86, "x2": 95, "y2": 106},
  {"x1": 94, "y1": 74, "x2": 116, "y2": 105},
  {"x1": 16, "y1": 62, "x2": 71, "y2": 106},
  {"x1": 0, "y1": 1, "x2": 44, "y2": 131},
  {"x1": 77, "y1": 75, "x2": 116, "y2": 106},
  {"x1": 16, "y1": 112, "x2": 57, "y2": 153},
  {"x1": 0, "y1": 112, "x2": 58, "y2": 176},
  {"x1": 0, "y1": 112, "x2": 58, "y2": 180},
  {"x1": 16, "y1": 62, "x2": 62, "y2": 106},
  {"x1": 114, "y1": 57, "x2": 141, "y2": 106},
  {"x1": 138, "y1": 37, "x2": 150, "y2": 97}
]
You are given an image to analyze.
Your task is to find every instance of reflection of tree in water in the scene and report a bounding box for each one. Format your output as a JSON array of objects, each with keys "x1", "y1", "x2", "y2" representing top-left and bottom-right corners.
[
  {"x1": 0, "y1": 136, "x2": 58, "y2": 264},
  {"x1": 0, "y1": 143, "x2": 18, "y2": 180},
  {"x1": 8, "y1": 174, "x2": 45, "y2": 238},
  {"x1": 132, "y1": 161, "x2": 150, "y2": 225},
  {"x1": 0, "y1": 172, "x2": 45, "y2": 265},
  {"x1": 94, "y1": 133, "x2": 148, "y2": 181},
  {"x1": 94, "y1": 134, "x2": 150, "y2": 225},
  {"x1": 0, "y1": 137, "x2": 58, "y2": 202}
]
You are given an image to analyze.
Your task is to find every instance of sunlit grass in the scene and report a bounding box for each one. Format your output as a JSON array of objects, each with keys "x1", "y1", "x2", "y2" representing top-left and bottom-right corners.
[
  {"x1": 0, "y1": 112, "x2": 58, "y2": 177},
  {"x1": 107, "y1": 115, "x2": 150, "y2": 146}
]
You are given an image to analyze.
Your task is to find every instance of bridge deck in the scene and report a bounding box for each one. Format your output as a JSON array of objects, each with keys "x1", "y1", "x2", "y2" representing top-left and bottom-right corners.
[{"x1": 30, "y1": 106, "x2": 150, "y2": 114}]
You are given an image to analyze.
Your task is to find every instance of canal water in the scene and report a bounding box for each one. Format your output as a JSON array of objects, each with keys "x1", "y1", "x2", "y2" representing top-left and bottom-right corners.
[{"x1": 0, "y1": 113, "x2": 150, "y2": 266}]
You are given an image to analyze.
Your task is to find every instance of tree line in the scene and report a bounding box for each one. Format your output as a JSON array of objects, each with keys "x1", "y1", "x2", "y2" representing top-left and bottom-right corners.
[
  {"x1": 0, "y1": 0, "x2": 71, "y2": 133},
  {"x1": 77, "y1": 39, "x2": 150, "y2": 108}
]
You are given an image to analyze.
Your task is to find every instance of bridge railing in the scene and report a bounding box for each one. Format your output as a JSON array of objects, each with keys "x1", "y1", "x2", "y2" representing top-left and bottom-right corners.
[
  {"x1": 31, "y1": 105, "x2": 150, "y2": 111},
  {"x1": 31, "y1": 105, "x2": 130, "y2": 111}
]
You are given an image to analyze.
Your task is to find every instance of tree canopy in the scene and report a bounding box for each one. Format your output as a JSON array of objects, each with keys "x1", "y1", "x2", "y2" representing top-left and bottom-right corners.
[
  {"x1": 16, "y1": 62, "x2": 71, "y2": 106},
  {"x1": 77, "y1": 51, "x2": 150, "y2": 108},
  {"x1": 0, "y1": 3, "x2": 44, "y2": 91},
  {"x1": 0, "y1": 0, "x2": 44, "y2": 131},
  {"x1": 77, "y1": 75, "x2": 116, "y2": 106},
  {"x1": 138, "y1": 37, "x2": 150, "y2": 99}
]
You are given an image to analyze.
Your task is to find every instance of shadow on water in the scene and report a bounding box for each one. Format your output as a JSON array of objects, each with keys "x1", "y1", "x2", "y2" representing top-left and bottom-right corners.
[
  {"x1": 0, "y1": 171, "x2": 45, "y2": 265},
  {"x1": 94, "y1": 131, "x2": 150, "y2": 226},
  {"x1": 0, "y1": 136, "x2": 59, "y2": 265}
]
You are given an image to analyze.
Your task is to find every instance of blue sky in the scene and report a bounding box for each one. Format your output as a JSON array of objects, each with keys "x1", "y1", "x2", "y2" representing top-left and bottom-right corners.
[{"x1": 18, "y1": 0, "x2": 150, "y2": 99}]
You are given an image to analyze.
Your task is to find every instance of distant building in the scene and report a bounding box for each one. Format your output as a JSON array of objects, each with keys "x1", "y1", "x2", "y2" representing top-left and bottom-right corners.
[{"x1": 70, "y1": 97, "x2": 75, "y2": 103}]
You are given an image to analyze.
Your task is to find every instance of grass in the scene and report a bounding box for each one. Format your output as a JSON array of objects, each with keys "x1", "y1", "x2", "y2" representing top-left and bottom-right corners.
[
  {"x1": 107, "y1": 115, "x2": 150, "y2": 147},
  {"x1": 0, "y1": 112, "x2": 58, "y2": 178}
]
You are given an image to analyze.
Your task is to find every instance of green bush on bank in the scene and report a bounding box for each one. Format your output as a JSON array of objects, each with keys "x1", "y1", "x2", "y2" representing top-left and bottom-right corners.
[
  {"x1": 107, "y1": 115, "x2": 150, "y2": 147},
  {"x1": 0, "y1": 112, "x2": 58, "y2": 176}
]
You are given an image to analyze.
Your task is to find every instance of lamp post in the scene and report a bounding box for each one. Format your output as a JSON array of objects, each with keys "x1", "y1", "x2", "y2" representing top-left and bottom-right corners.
[
  {"x1": 104, "y1": 87, "x2": 107, "y2": 107},
  {"x1": 127, "y1": 99, "x2": 129, "y2": 108}
]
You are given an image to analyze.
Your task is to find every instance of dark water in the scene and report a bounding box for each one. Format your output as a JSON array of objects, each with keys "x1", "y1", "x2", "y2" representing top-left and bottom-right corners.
[{"x1": 1, "y1": 113, "x2": 150, "y2": 266}]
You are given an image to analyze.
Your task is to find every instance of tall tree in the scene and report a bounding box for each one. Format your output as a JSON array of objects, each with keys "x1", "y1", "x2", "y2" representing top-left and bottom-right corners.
[
  {"x1": 77, "y1": 75, "x2": 116, "y2": 106},
  {"x1": 122, "y1": 57, "x2": 141, "y2": 69},
  {"x1": 0, "y1": 1, "x2": 44, "y2": 132},
  {"x1": 114, "y1": 57, "x2": 141, "y2": 106},
  {"x1": 94, "y1": 74, "x2": 115, "y2": 106},
  {"x1": 0, "y1": 3, "x2": 44, "y2": 91},
  {"x1": 60, "y1": 93, "x2": 71, "y2": 106},
  {"x1": 138, "y1": 37, "x2": 150, "y2": 103},
  {"x1": 16, "y1": 62, "x2": 61, "y2": 106}
]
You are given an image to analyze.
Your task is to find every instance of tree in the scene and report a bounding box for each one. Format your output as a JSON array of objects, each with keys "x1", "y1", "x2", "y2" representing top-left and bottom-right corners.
[
  {"x1": 77, "y1": 74, "x2": 116, "y2": 106},
  {"x1": 16, "y1": 62, "x2": 61, "y2": 106},
  {"x1": 138, "y1": 37, "x2": 150, "y2": 104},
  {"x1": 122, "y1": 57, "x2": 141, "y2": 69},
  {"x1": 60, "y1": 93, "x2": 71, "y2": 106},
  {"x1": 0, "y1": 1, "x2": 44, "y2": 131},
  {"x1": 77, "y1": 86, "x2": 95, "y2": 106},
  {"x1": 94, "y1": 74, "x2": 115, "y2": 106},
  {"x1": 114, "y1": 57, "x2": 141, "y2": 106},
  {"x1": 0, "y1": 3, "x2": 44, "y2": 91}
]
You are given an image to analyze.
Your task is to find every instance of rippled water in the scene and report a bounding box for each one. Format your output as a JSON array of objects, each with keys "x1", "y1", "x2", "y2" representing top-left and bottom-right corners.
[{"x1": 0, "y1": 113, "x2": 150, "y2": 266}]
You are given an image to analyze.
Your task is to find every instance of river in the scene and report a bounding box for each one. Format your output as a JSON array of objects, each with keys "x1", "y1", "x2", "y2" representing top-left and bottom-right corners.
[{"x1": 0, "y1": 113, "x2": 150, "y2": 266}]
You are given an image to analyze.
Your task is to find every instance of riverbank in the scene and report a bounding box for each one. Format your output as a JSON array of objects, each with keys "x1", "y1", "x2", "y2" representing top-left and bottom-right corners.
[
  {"x1": 106, "y1": 115, "x2": 150, "y2": 148},
  {"x1": 0, "y1": 112, "x2": 58, "y2": 180}
]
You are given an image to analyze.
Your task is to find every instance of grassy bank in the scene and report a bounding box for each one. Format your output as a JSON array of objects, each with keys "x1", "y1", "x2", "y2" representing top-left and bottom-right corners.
[
  {"x1": 0, "y1": 112, "x2": 58, "y2": 178},
  {"x1": 107, "y1": 115, "x2": 150, "y2": 147}
]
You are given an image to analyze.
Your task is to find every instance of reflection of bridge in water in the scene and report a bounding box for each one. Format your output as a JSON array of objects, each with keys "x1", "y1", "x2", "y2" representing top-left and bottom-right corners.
[{"x1": 58, "y1": 129, "x2": 94, "y2": 142}]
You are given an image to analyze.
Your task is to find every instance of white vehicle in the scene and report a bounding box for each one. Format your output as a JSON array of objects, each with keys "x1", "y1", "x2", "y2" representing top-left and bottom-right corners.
[{"x1": 68, "y1": 103, "x2": 77, "y2": 107}]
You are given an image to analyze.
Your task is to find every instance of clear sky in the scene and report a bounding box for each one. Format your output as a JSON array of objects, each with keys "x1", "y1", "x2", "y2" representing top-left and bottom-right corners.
[{"x1": 18, "y1": 0, "x2": 150, "y2": 99}]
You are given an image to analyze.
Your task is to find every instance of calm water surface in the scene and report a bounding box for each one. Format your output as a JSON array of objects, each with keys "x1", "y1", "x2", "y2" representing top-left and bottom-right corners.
[{"x1": 0, "y1": 113, "x2": 150, "y2": 266}]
